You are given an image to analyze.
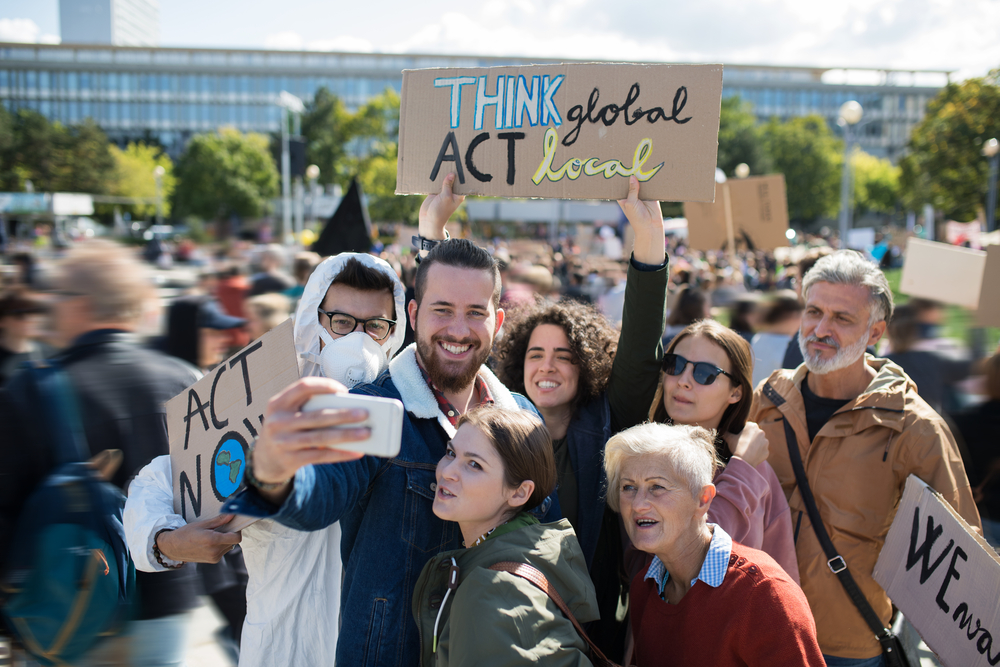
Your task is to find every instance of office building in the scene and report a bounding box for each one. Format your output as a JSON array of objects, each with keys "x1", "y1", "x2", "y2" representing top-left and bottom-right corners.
[
  {"x1": 0, "y1": 42, "x2": 948, "y2": 162},
  {"x1": 60, "y1": 0, "x2": 160, "y2": 47}
]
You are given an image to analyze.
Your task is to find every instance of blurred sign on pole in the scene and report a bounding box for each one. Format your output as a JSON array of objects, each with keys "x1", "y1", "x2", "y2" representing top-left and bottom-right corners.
[
  {"x1": 684, "y1": 174, "x2": 789, "y2": 251},
  {"x1": 846, "y1": 227, "x2": 876, "y2": 250},
  {"x1": 975, "y1": 245, "x2": 1000, "y2": 327},
  {"x1": 900, "y1": 238, "x2": 987, "y2": 309}
]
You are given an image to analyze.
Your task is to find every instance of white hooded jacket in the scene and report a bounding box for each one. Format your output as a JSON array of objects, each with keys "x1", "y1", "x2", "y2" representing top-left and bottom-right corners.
[{"x1": 124, "y1": 253, "x2": 406, "y2": 667}]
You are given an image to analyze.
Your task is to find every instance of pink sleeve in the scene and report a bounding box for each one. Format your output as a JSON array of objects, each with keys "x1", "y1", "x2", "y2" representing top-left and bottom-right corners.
[
  {"x1": 759, "y1": 462, "x2": 801, "y2": 584},
  {"x1": 708, "y1": 457, "x2": 769, "y2": 549}
]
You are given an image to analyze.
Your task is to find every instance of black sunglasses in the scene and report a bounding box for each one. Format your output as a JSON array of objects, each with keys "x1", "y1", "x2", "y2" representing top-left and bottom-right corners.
[{"x1": 663, "y1": 353, "x2": 735, "y2": 386}]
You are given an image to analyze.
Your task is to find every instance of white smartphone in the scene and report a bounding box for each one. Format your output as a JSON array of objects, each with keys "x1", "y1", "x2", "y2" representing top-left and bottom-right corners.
[{"x1": 302, "y1": 393, "x2": 404, "y2": 458}]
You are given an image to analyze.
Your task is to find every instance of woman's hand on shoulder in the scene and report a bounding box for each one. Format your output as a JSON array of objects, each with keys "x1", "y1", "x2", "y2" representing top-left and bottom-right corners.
[{"x1": 725, "y1": 422, "x2": 769, "y2": 468}]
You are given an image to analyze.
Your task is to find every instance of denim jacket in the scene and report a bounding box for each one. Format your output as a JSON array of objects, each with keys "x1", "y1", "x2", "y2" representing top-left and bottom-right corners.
[{"x1": 223, "y1": 344, "x2": 555, "y2": 667}]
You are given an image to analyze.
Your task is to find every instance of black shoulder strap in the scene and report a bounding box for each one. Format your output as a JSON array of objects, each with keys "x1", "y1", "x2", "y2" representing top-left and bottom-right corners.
[{"x1": 763, "y1": 382, "x2": 890, "y2": 641}]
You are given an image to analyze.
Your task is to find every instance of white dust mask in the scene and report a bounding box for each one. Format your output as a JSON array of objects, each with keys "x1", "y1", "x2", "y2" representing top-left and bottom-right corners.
[{"x1": 303, "y1": 329, "x2": 389, "y2": 388}]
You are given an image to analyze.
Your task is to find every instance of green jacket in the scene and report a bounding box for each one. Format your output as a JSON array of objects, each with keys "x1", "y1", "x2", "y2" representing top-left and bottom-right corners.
[{"x1": 412, "y1": 519, "x2": 598, "y2": 667}]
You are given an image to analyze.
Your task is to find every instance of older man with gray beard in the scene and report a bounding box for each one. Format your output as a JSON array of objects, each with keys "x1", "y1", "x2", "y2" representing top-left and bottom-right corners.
[{"x1": 749, "y1": 250, "x2": 981, "y2": 667}]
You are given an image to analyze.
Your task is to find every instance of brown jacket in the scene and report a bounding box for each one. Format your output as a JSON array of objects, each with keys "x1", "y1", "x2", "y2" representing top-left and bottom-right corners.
[{"x1": 750, "y1": 356, "x2": 981, "y2": 660}]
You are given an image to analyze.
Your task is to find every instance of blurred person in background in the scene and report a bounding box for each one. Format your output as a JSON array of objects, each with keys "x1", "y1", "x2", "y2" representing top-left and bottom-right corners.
[
  {"x1": 0, "y1": 288, "x2": 54, "y2": 386},
  {"x1": 0, "y1": 240, "x2": 203, "y2": 666},
  {"x1": 244, "y1": 293, "x2": 291, "y2": 342},
  {"x1": 491, "y1": 175, "x2": 669, "y2": 659},
  {"x1": 728, "y1": 292, "x2": 761, "y2": 344},
  {"x1": 750, "y1": 290, "x2": 803, "y2": 388},
  {"x1": 952, "y1": 351, "x2": 1000, "y2": 547},
  {"x1": 605, "y1": 423, "x2": 823, "y2": 667},
  {"x1": 248, "y1": 244, "x2": 294, "y2": 297},
  {"x1": 283, "y1": 251, "x2": 321, "y2": 304},
  {"x1": 885, "y1": 302, "x2": 971, "y2": 416},
  {"x1": 161, "y1": 293, "x2": 249, "y2": 660},
  {"x1": 216, "y1": 263, "x2": 251, "y2": 351},
  {"x1": 663, "y1": 285, "x2": 710, "y2": 347}
]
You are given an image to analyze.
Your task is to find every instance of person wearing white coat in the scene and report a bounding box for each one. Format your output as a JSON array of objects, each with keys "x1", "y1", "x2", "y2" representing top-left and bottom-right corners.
[{"x1": 124, "y1": 252, "x2": 407, "y2": 667}]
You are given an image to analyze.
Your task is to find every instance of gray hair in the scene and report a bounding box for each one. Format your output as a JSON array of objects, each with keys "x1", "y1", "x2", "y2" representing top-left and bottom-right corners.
[
  {"x1": 801, "y1": 250, "x2": 894, "y2": 324},
  {"x1": 603, "y1": 422, "x2": 721, "y2": 512},
  {"x1": 55, "y1": 240, "x2": 153, "y2": 324}
]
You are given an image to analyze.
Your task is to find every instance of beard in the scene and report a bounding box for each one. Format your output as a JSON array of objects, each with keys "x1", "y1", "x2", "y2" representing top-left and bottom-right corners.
[
  {"x1": 416, "y1": 332, "x2": 492, "y2": 394},
  {"x1": 799, "y1": 329, "x2": 869, "y2": 375}
]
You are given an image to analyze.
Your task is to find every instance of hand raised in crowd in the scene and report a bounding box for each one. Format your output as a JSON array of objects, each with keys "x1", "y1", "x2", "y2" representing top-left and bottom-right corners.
[
  {"x1": 156, "y1": 513, "x2": 243, "y2": 564},
  {"x1": 249, "y1": 376, "x2": 370, "y2": 504},
  {"x1": 723, "y1": 421, "x2": 770, "y2": 468},
  {"x1": 418, "y1": 171, "x2": 465, "y2": 241},
  {"x1": 617, "y1": 174, "x2": 666, "y2": 265}
]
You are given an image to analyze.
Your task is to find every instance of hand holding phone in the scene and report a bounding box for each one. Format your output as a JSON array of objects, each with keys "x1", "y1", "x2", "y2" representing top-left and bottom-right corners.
[{"x1": 302, "y1": 393, "x2": 404, "y2": 458}]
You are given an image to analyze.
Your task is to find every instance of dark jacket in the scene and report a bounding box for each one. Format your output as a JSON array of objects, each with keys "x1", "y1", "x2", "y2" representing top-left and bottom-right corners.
[
  {"x1": 224, "y1": 346, "x2": 553, "y2": 667},
  {"x1": 0, "y1": 329, "x2": 202, "y2": 619}
]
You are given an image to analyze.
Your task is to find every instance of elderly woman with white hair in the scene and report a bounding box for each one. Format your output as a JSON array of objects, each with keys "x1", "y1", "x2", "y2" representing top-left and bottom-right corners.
[{"x1": 604, "y1": 422, "x2": 825, "y2": 667}]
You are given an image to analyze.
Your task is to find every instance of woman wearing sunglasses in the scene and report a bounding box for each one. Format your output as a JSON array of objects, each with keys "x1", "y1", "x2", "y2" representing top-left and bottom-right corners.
[{"x1": 644, "y1": 319, "x2": 799, "y2": 582}]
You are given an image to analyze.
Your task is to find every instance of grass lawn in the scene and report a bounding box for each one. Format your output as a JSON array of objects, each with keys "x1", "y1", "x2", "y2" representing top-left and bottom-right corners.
[{"x1": 883, "y1": 268, "x2": 1000, "y2": 353}]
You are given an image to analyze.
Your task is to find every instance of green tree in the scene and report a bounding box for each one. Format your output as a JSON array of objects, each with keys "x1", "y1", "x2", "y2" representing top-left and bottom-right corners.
[
  {"x1": 301, "y1": 87, "x2": 354, "y2": 187},
  {"x1": 172, "y1": 127, "x2": 279, "y2": 222},
  {"x1": 717, "y1": 96, "x2": 771, "y2": 177},
  {"x1": 760, "y1": 115, "x2": 843, "y2": 223},
  {"x1": 107, "y1": 142, "x2": 175, "y2": 219},
  {"x1": 356, "y1": 144, "x2": 420, "y2": 223},
  {"x1": 0, "y1": 110, "x2": 114, "y2": 193},
  {"x1": 851, "y1": 149, "x2": 900, "y2": 215},
  {"x1": 899, "y1": 72, "x2": 1000, "y2": 221}
]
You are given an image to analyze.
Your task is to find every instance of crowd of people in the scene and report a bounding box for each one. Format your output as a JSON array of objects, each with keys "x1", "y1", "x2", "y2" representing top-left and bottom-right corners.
[{"x1": 0, "y1": 173, "x2": 997, "y2": 667}]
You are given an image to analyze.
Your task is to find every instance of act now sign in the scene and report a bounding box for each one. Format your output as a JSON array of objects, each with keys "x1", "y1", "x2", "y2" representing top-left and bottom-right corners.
[
  {"x1": 396, "y1": 63, "x2": 724, "y2": 202},
  {"x1": 167, "y1": 319, "x2": 299, "y2": 530}
]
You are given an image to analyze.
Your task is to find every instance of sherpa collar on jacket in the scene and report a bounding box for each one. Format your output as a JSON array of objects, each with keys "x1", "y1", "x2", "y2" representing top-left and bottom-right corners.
[{"x1": 387, "y1": 343, "x2": 519, "y2": 438}]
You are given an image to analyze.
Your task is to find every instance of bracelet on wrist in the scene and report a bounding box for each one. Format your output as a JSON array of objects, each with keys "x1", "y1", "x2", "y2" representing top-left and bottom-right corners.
[
  {"x1": 412, "y1": 230, "x2": 451, "y2": 253},
  {"x1": 153, "y1": 528, "x2": 184, "y2": 570},
  {"x1": 244, "y1": 446, "x2": 290, "y2": 492}
]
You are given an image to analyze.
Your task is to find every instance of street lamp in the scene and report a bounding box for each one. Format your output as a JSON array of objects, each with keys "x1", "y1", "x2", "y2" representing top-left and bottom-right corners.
[
  {"x1": 276, "y1": 91, "x2": 305, "y2": 244},
  {"x1": 838, "y1": 101, "x2": 863, "y2": 247},
  {"x1": 983, "y1": 138, "x2": 999, "y2": 233},
  {"x1": 153, "y1": 165, "x2": 166, "y2": 226}
]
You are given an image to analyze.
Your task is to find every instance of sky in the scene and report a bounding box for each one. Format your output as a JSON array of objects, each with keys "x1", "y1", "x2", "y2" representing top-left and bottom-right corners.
[{"x1": 1, "y1": 0, "x2": 998, "y2": 82}]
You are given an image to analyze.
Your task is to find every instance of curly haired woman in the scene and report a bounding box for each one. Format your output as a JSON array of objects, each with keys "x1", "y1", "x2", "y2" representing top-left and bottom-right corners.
[{"x1": 492, "y1": 176, "x2": 670, "y2": 658}]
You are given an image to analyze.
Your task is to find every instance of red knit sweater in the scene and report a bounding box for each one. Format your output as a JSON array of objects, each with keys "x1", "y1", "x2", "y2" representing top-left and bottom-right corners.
[{"x1": 630, "y1": 544, "x2": 825, "y2": 667}]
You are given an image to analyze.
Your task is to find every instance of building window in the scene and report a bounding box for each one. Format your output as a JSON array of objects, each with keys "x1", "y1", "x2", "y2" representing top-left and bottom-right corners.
[{"x1": 26, "y1": 70, "x2": 37, "y2": 89}]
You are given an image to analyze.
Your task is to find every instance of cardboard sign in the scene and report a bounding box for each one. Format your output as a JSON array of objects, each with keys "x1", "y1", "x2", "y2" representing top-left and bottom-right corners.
[
  {"x1": 168, "y1": 319, "x2": 299, "y2": 527},
  {"x1": 900, "y1": 238, "x2": 987, "y2": 309},
  {"x1": 683, "y1": 174, "x2": 789, "y2": 251},
  {"x1": 873, "y1": 476, "x2": 1000, "y2": 667},
  {"x1": 975, "y1": 245, "x2": 1000, "y2": 327},
  {"x1": 396, "y1": 63, "x2": 723, "y2": 202}
]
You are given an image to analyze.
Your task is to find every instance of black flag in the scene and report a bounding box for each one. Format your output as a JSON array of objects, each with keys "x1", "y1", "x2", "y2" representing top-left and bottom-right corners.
[{"x1": 312, "y1": 178, "x2": 373, "y2": 257}]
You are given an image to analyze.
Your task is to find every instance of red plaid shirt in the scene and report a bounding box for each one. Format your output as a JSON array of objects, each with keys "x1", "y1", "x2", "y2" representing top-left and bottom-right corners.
[{"x1": 417, "y1": 361, "x2": 494, "y2": 427}]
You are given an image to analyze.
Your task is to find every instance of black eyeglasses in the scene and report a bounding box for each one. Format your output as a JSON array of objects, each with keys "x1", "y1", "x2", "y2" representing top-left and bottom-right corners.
[
  {"x1": 663, "y1": 353, "x2": 735, "y2": 386},
  {"x1": 317, "y1": 309, "x2": 396, "y2": 341}
]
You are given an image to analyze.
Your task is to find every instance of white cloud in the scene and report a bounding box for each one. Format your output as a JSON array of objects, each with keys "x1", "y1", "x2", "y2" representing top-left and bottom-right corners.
[
  {"x1": 0, "y1": 18, "x2": 41, "y2": 43},
  {"x1": 264, "y1": 31, "x2": 305, "y2": 50},
  {"x1": 306, "y1": 36, "x2": 374, "y2": 53}
]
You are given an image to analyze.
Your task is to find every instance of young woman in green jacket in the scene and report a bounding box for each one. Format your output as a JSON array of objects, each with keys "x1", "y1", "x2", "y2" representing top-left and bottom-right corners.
[{"x1": 412, "y1": 407, "x2": 598, "y2": 667}]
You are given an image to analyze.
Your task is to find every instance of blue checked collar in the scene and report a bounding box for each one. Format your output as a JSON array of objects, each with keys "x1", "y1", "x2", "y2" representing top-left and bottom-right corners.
[{"x1": 645, "y1": 523, "x2": 733, "y2": 599}]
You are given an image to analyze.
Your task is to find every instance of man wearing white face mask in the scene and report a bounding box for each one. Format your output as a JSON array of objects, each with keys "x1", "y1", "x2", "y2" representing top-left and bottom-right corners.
[{"x1": 123, "y1": 252, "x2": 406, "y2": 667}]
